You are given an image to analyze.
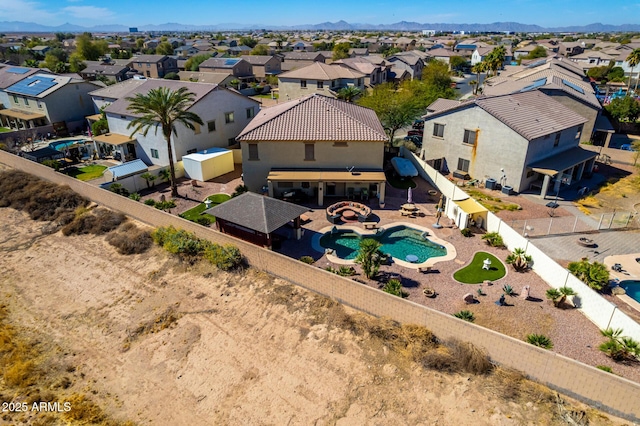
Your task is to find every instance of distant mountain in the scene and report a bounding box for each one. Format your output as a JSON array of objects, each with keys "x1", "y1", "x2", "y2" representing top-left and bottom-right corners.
[{"x1": 0, "y1": 20, "x2": 639, "y2": 33}]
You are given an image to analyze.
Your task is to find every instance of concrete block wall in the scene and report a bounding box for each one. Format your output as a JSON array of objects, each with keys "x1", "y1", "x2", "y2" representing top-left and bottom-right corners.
[{"x1": 1, "y1": 150, "x2": 639, "y2": 422}]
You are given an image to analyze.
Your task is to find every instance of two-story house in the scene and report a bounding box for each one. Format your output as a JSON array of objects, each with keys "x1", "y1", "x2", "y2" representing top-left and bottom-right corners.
[
  {"x1": 280, "y1": 52, "x2": 326, "y2": 72},
  {"x1": 277, "y1": 62, "x2": 366, "y2": 101},
  {"x1": 198, "y1": 58, "x2": 253, "y2": 80},
  {"x1": 88, "y1": 79, "x2": 260, "y2": 168},
  {"x1": 420, "y1": 91, "x2": 595, "y2": 199},
  {"x1": 237, "y1": 93, "x2": 388, "y2": 205},
  {"x1": 332, "y1": 57, "x2": 388, "y2": 86},
  {"x1": 129, "y1": 55, "x2": 179, "y2": 79},
  {"x1": 240, "y1": 56, "x2": 281, "y2": 79},
  {"x1": 385, "y1": 53, "x2": 424, "y2": 79}
]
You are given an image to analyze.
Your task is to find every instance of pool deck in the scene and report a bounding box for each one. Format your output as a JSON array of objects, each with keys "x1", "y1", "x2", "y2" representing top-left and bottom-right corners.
[
  {"x1": 312, "y1": 221, "x2": 457, "y2": 269},
  {"x1": 604, "y1": 253, "x2": 640, "y2": 314}
]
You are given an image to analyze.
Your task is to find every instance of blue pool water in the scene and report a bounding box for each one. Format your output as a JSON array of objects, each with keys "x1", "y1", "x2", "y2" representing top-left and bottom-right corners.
[
  {"x1": 319, "y1": 225, "x2": 447, "y2": 262},
  {"x1": 49, "y1": 139, "x2": 87, "y2": 151},
  {"x1": 620, "y1": 280, "x2": 640, "y2": 303}
]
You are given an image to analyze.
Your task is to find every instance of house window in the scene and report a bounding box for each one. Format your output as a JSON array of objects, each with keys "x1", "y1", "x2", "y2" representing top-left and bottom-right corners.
[
  {"x1": 151, "y1": 149, "x2": 159, "y2": 159},
  {"x1": 575, "y1": 125, "x2": 583, "y2": 139},
  {"x1": 37, "y1": 100, "x2": 42, "y2": 109},
  {"x1": 358, "y1": 78, "x2": 363, "y2": 86},
  {"x1": 146, "y1": 63, "x2": 151, "y2": 67},
  {"x1": 300, "y1": 80, "x2": 307, "y2": 88},
  {"x1": 304, "y1": 143, "x2": 315, "y2": 161},
  {"x1": 225, "y1": 112, "x2": 234, "y2": 124},
  {"x1": 333, "y1": 142, "x2": 348, "y2": 147},
  {"x1": 457, "y1": 158, "x2": 470, "y2": 172},
  {"x1": 228, "y1": 138, "x2": 236, "y2": 146},
  {"x1": 462, "y1": 129, "x2": 476, "y2": 145},
  {"x1": 246, "y1": 107, "x2": 255, "y2": 119},
  {"x1": 12, "y1": 95, "x2": 18, "y2": 103},
  {"x1": 317, "y1": 81, "x2": 324, "y2": 89},
  {"x1": 193, "y1": 123, "x2": 201, "y2": 135},
  {"x1": 24, "y1": 98, "x2": 29, "y2": 106},
  {"x1": 554, "y1": 132, "x2": 561, "y2": 147},
  {"x1": 207, "y1": 120, "x2": 216, "y2": 132},
  {"x1": 248, "y1": 143, "x2": 259, "y2": 160},
  {"x1": 146, "y1": 71, "x2": 151, "y2": 77},
  {"x1": 433, "y1": 123, "x2": 445, "y2": 138}
]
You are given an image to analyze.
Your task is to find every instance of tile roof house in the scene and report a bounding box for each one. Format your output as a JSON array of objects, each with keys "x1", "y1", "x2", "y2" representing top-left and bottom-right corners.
[
  {"x1": 0, "y1": 71, "x2": 101, "y2": 133},
  {"x1": 198, "y1": 57, "x2": 253, "y2": 79},
  {"x1": 569, "y1": 50, "x2": 615, "y2": 70},
  {"x1": 332, "y1": 57, "x2": 388, "y2": 86},
  {"x1": 280, "y1": 51, "x2": 326, "y2": 71},
  {"x1": 88, "y1": 79, "x2": 259, "y2": 168},
  {"x1": 471, "y1": 46, "x2": 513, "y2": 66},
  {"x1": 0, "y1": 66, "x2": 49, "y2": 111},
  {"x1": 420, "y1": 91, "x2": 595, "y2": 199},
  {"x1": 277, "y1": 62, "x2": 366, "y2": 101},
  {"x1": 241, "y1": 55, "x2": 282, "y2": 78},
  {"x1": 78, "y1": 63, "x2": 133, "y2": 83},
  {"x1": 237, "y1": 93, "x2": 388, "y2": 205},
  {"x1": 129, "y1": 55, "x2": 179, "y2": 79},
  {"x1": 385, "y1": 53, "x2": 425, "y2": 79},
  {"x1": 558, "y1": 42, "x2": 584, "y2": 57}
]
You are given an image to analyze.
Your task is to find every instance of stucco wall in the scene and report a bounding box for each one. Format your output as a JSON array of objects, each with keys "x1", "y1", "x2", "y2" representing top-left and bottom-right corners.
[
  {"x1": 543, "y1": 91, "x2": 600, "y2": 143},
  {"x1": 1, "y1": 149, "x2": 639, "y2": 422},
  {"x1": 241, "y1": 140, "x2": 384, "y2": 192}
]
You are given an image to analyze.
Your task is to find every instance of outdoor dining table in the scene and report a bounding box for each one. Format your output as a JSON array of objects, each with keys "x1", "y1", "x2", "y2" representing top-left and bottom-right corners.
[{"x1": 401, "y1": 203, "x2": 417, "y2": 211}]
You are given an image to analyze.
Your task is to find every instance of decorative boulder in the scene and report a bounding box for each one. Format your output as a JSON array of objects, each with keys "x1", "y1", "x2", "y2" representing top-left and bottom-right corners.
[
  {"x1": 463, "y1": 293, "x2": 477, "y2": 304},
  {"x1": 521, "y1": 285, "x2": 530, "y2": 300},
  {"x1": 611, "y1": 286, "x2": 626, "y2": 296}
]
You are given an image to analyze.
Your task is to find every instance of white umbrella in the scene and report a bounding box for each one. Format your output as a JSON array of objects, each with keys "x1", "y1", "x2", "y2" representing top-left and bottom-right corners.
[{"x1": 407, "y1": 187, "x2": 413, "y2": 204}]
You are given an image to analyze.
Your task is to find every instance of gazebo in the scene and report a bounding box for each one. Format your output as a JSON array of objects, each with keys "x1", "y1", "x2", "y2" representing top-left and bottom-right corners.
[{"x1": 205, "y1": 192, "x2": 310, "y2": 249}]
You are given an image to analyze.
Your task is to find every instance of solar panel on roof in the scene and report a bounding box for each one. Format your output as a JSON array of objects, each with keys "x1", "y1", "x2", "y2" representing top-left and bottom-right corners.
[
  {"x1": 561, "y1": 79, "x2": 585, "y2": 94},
  {"x1": 7, "y1": 75, "x2": 58, "y2": 96},
  {"x1": 6, "y1": 67, "x2": 29, "y2": 74},
  {"x1": 519, "y1": 77, "x2": 547, "y2": 92},
  {"x1": 224, "y1": 59, "x2": 239, "y2": 66}
]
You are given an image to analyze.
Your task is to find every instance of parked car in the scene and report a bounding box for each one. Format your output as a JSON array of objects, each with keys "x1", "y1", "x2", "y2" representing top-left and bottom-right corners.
[
  {"x1": 620, "y1": 143, "x2": 638, "y2": 151},
  {"x1": 404, "y1": 135, "x2": 422, "y2": 146},
  {"x1": 407, "y1": 129, "x2": 423, "y2": 137},
  {"x1": 412, "y1": 119, "x2": 424, "y2": 129}
]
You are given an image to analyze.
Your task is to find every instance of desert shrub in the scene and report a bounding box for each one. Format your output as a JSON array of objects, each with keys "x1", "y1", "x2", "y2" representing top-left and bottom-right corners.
[
  {"x1": 453, "y1": 310, "x2": 475, "y2": 322},
  {"x1": 460, "y1": 227, "x2": 473, "y2": 237},
  {"x1": 299, "y1": 256, "x2": 315, "y2": 264},
  {"x1": 194, "y1": 216, "x2": 211, "y2": 226},
  {"x1": 505, "y1": 204, "x2": 521, "y2": 211},
  {"x1": 506, "y1": 248, "x2": 532, "y2": 272},
  {"x1": 337, "y1": 266, "x2": 356, "y2": 276},
  {"x1": 448, "y1": 339, "x2": 493, "y2": 375},
  {"x1": 502, "y1": 284, "x2": 514, "y2": 296},
  {"x1": 383, "y1": 279, "x2": 407, "y2": 298},
  {"x1": 62, "y1": 394, "x2": 105, "y2": 423},
  {"x1": 599, "y1": 328, "x2": 640, "y2": 362},
  {"x1": 203, "y1": 244, "x2": 243, "y2": 271},
  {"x1": 481, "y1": 231, "x2": 504, "y2": 247},
  {"x1": 596, "y1": 365, "x2": 613, "y2": 373},
  {"x1": 129, "y1": 192, "x2": 141, "y2": 201},
  {"x1": 42, "y1": 159, "x2": 61, "y2": 171},
  {"x1": 526, "y1": 334, "x2": 553, "y2": 349},
  {"x1": 144, "y1": 199, "x2": 156, "y2": 206},
  {"x1": 106, "y1": 222, "x2": 153, "y2": 255},
  {"x1": 422, "y1": 347, "x2": 458, "y2": 372},
  {"x1": 568, "y1": 258, "x2": 610, "y2": 291},
  {"x1": 231, "y1": 184, "x2": 249, "y2": 197},
  {"x1": 0, "y1": 170, "x2": 88, "y2": 221},
  {"x1": 154, "y1": 200, "x2": 176, "y2": 210},
  {"x1": 62, "y1": 208, "x2": 126, "y2": 236},
  {"x1": 109, "y1": 183, "x2": 129, "y2": 197}
]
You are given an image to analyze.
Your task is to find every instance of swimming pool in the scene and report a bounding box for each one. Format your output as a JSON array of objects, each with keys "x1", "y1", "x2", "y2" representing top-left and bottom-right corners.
[
  {"x1": 49, "y1": 139, "x2": 88, "y2": 151},
  {"x1": 620, "y1": 280, "x2": 640, "y2": 303},
  {"x1": 319, "y1": 225, "x2": 447, "y2": 263}
]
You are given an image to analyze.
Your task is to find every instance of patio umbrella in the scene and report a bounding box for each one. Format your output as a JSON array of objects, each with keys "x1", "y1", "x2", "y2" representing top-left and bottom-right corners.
[
  {"x1": 435, "y1": 194, "x2": 444, "y2": 219},
  {"x1": 407, "y1": 187, "x2": 413, "y2": 204}
]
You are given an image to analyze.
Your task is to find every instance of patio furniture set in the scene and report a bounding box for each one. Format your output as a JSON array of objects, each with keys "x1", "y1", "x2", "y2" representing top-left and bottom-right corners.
[{"x1": 326, "y1": 201, "x2": 372, "y2": 224}]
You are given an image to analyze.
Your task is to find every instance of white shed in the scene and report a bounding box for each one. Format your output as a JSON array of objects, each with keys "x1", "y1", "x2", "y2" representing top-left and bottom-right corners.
[{"x1": 182, "y1": 148, "x2": 234, "y2": 181}]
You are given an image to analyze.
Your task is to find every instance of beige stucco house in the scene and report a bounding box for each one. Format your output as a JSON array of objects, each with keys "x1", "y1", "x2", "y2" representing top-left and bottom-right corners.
[
  {"x1": 237, "y1": 93, "x2": 388, "y2": 206},
  {"x1": 277, "y1": 62, "x2": 366, "y2": 101},
  {"x1": 421, "y1": 91, "x2": 595, "y2": 199}
]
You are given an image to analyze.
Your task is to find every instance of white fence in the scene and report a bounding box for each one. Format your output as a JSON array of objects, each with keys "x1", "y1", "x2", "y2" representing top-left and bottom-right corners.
[{"x1": 406, "y1": 151, "x2": 640, "y2": 340}]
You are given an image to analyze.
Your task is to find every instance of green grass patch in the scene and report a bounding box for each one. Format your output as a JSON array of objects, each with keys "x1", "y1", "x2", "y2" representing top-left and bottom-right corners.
[
  {"x1": 385, "y1": 170, "x2": 417, "y2": 189},
  {"x1": 466, "y1": 189, "x2": 520, "y2": 213},
  {"x1": 453, "y1": 251, "x2": 506, "y2": 284},
  {"x1": 66, "y1": 165, "x2": 107, "y2": 181},
  {"x1": 253, "y1": 93, "x2": 278, "y2": 99},
  {"x1": 180, "y1": 193, "x2": 230, "y2": 223},
  {"x1": 0, "y1": 127, "x2": 11, "y2": 133}
]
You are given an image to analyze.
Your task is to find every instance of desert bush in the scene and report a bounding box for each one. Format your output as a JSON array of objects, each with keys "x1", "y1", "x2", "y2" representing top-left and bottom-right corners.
[
  {"x1": 382, "y1": 279, "x2": 407, "y2": 298},
  {"x1": 337, "y1": 266, "x2": 356, "y2": 276},
  {"x1": 154, "y1": 200, "x2": 176, "y2": 211},
  {"x1": 203, "y1": 244, "x2": 243, "y2": 271},
  {"x1": 231, "y1": 184, "x2": 249, "y2": 197},
  {"x1": 109, "y1": 183, "x2": 129, "y2": 197},
  {"x1": 422, "y1": 347, "x2": 458, "y2": 372},
  {"x1": 62, "y1": 208, "x2": 126, "y2": 236},
  {"x1": 568, "y1": 258, "x2": 610, "y2": 291},
  {"x1": 596, "y1": 365, "x2": 613, "y2": 373},
  {"x1": 448, "y1": 339, "x2": 493, "y2": 375},
  {"x1": 194, "y1": 216, "x2": 211, "y2": 226},
  {"x1": 599, "y1": 328, "x2": 640, "y2": 362},
  {"x1": 482, "y1": 231, "x2": 504, "y2": 247},
  {"x1": 299, "y1": 255, "x2": 315, "y2": 264},
  {"x1": 506, "y1": 248, "x2": 532, "y2": 272},
  {"x1": 546, "y1": 286, "x2": 577, "y2": 308},
  {"x1": 460, "y1": 227, "x2": 473, "y2": 237},
  {"x1": 502, "y1": 284, "x2": 514, "y2": 296},
  {"x1": 129, "y1": 192, "x2": 141, "y2": 201},
  {"x1": 144, "y1": 199, "x2": 156, "y2": 206},
  {"x1": 62, "y1": 394, "x2": 106, "y2": 423},
  {"x1": 42, "y1": 159, "x2": 61, "y2": 171},
  {"x1": 453, "y1": 310, "x2": 475, "y2": 322},
  {"x1": 106, "y1": 222, "x2": 153, "y2": 255},
  {"x1": 526, "y1": 334, "x2": 553, "y2": 349}
]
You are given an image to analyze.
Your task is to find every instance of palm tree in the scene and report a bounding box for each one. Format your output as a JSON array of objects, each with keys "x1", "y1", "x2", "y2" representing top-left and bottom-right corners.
[
  {"x1": 471, "y1": 61, "x2": 487, "y2": 95},
  {"x1": 355, "y1": 238, "x2": 383, "y2": 279},
  {"x1": 126, "y1": 87, "x2": 203, "y2": 198},
  {"x1": 568, "y1": 258, "x2": 610, "y2": 291},
  {"x1": 626, "y1": 48, "x2": 640, "y2": 93},
  {"x1": 485, "y1": 45, "x2": 506, "y2": 77},
  {"x1": 505, "y1": 248, "x2": 532, "y2": 272},
  {"x1": 336, "y1": 86, "x2": 362, "y2": 103}
]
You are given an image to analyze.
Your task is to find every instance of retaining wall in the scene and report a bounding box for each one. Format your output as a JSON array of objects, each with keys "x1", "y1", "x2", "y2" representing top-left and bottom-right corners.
[{"x1": 1, "y1": 150, "x2": 639, "y2": 422}]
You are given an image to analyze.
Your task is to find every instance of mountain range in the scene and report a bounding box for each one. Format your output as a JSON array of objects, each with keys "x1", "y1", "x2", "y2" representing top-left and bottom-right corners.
[{"x1": 0, "y1": 20, "x2": 639, "y2": 33}]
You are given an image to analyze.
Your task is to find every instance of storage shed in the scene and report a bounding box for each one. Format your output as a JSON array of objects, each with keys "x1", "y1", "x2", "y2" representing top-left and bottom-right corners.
[{"x1": 182, "y1": 148, "x2": 234, "y2": 182}]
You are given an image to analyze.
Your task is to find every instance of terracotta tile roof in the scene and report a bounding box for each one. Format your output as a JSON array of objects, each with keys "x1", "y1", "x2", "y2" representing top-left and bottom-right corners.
[
  {"x1": 278, "y1": 62, "x2": 365, "y2": 80},
  {"x1": 103, "y1": 79, "x2": 218, "y2": 116},
  {"x1": 131, "y1": 55, "x2": 169, "y2": 63},
  {"x1": 426, "y1": 98, "x2": 466, "y2": 113},
  {"x1": 242, "y1": 55, "x2": 277, "y2": 65},
  {"x1": 89, "y1": 78, "x2": 147, "y2": 99},
  {"x1": 333, "y1": 57, "x2": 380, "y2": 74},
  {"x1": 236, "y1": 93, "x2": 387, "y2": 142}
]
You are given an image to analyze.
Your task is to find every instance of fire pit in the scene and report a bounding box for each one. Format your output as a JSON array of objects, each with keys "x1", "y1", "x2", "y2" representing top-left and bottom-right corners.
[{"x1": 577, "y1": 237, "x2": 596, "y2": 247}]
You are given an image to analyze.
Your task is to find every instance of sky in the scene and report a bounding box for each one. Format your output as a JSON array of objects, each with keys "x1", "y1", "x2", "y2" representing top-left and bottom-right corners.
[{"x1": 0, "y1": 0, "x2": 638, "y2": 28}]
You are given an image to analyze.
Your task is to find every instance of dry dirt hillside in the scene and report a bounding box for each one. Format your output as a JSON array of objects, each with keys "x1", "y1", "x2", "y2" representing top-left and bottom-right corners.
[{"x1": 0, "y1": 206, "x2": 630, "y2": 426}]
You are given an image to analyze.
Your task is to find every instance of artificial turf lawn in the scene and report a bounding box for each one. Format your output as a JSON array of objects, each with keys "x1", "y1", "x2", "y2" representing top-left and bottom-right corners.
[
  {"x1": 453, "y1": 251, "x2": 506, "y2": 284},
  {"x1": 180, "y1": 193, "x2": 231, "y2": 222},
  {"x1": 67, "y1": 165, "x2": 107, "y2": 181}
]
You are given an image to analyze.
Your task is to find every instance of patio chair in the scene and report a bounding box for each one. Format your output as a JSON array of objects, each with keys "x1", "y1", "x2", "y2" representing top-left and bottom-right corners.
[
  {"x1": 361, "y1": 188, "x2": 368, "y2": 200},
  {"x1": 347, "y1": 187, "x2": 355, "y2": 199}
]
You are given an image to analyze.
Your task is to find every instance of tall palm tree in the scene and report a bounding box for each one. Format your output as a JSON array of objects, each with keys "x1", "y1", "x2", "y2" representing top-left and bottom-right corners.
[
  {"x1": 471, "y1": 61, "x2": 487, "y2": 95},
  {"x1": 626, "y1": 48, "x2": 640, "y2": 93},
  {"x1": 126, "y1": 86, "x2": 204, "y2": 198},
  {"x1": 486, "y1": 45, "x2": 506, "y2": 77},
  {"x1": 336, "y1": 86, "x2": 362, "y2": 103}
]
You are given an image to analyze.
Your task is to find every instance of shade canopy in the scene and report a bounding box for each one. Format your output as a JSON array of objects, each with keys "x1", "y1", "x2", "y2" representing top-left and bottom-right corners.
[{"x1": 453, "y1": 198, "x2": 487, "y2": 215}]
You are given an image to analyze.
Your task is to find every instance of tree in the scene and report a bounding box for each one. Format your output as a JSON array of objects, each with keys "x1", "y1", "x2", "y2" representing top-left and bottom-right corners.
[
  {"x1": 587, "y1": 65, "x2": 611, "y2": 82},
  {"x1": 599, "y1": 328, "x2": 640, "y2": 362},
  {"x1": 332, "y1": 42, "x2": 351, "y2": 61},
  {"x1": 76, "y1": 32, "x2": 107, "y2": 61},
  {"x1": 545, "y1": 286, "x2": 577, "y2": 308},
  {"x1": 607, "y1": 67, "x2": 626, "y2": 82},
  {"x1": 505, "y1": 248, "x2": 532, "y2": 272},
  {"x1": 126, "y1": 87, "x2": 204, "y2": 198},
  {"x1": 251, "y1": 44, "x2": 269, "y2": 55},
  {"x1": 382, "y1": 279, "x2": 407, "y2": 298},
  {"x1": 605, "y1": 96, "x2": 640, "y2": 122},
  {"x1": 184, "y1": 54, "x2": 211, "y2": 72},
  {"x1": 156, "y1": 41, "x2": 174, "y2": 56},
  {"x1": 163, "y1": 72, "x2": 179, "y2": 80},
  {"x1": 354, "y1": 238, "x2": 383, "y2": 279},
  {"x1": 626, "y1": 48, "x2": 640, "y2": 92},
  {"x1": 336, "y1": 86, "x2": 362, "y2": 102},
  {"x1": 239, "y1": 36, "x2": 257, "y2": 48},
  {"x1": 485, "y1": 45, "x2": 506, "y2": 76},
  {"x1": 522, "y1": 45, "x2": 547, "y2": 60},
  {"x1": 449, "y1": 55, "x2": 468, "y2": 71},
  {"x1": 471, "y1": 61, "x2": 487, "y2": 95},
  {"x1": 140, "y1": 172, "x2": 157, "y2": 189},
  {"x1": 69, "y1": 52, "x2": 86, "y2": 73},
  {"x1": 568, "y1": 258, "x2": 610, "y2": 291}
]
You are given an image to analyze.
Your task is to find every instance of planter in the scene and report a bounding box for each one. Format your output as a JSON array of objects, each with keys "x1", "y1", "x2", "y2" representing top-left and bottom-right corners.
[
  {"x1": 577, "y1": 237, "x2": 595, "y2": 247},
  {"x1": 423, "y1": 287, "x2": 437, "y2": 298}
]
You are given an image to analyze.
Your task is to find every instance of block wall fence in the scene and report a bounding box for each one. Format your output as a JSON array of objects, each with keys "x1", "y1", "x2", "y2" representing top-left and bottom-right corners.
[{"x1": 1, "y1": 150, "x2": 639, "y2": 422}]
